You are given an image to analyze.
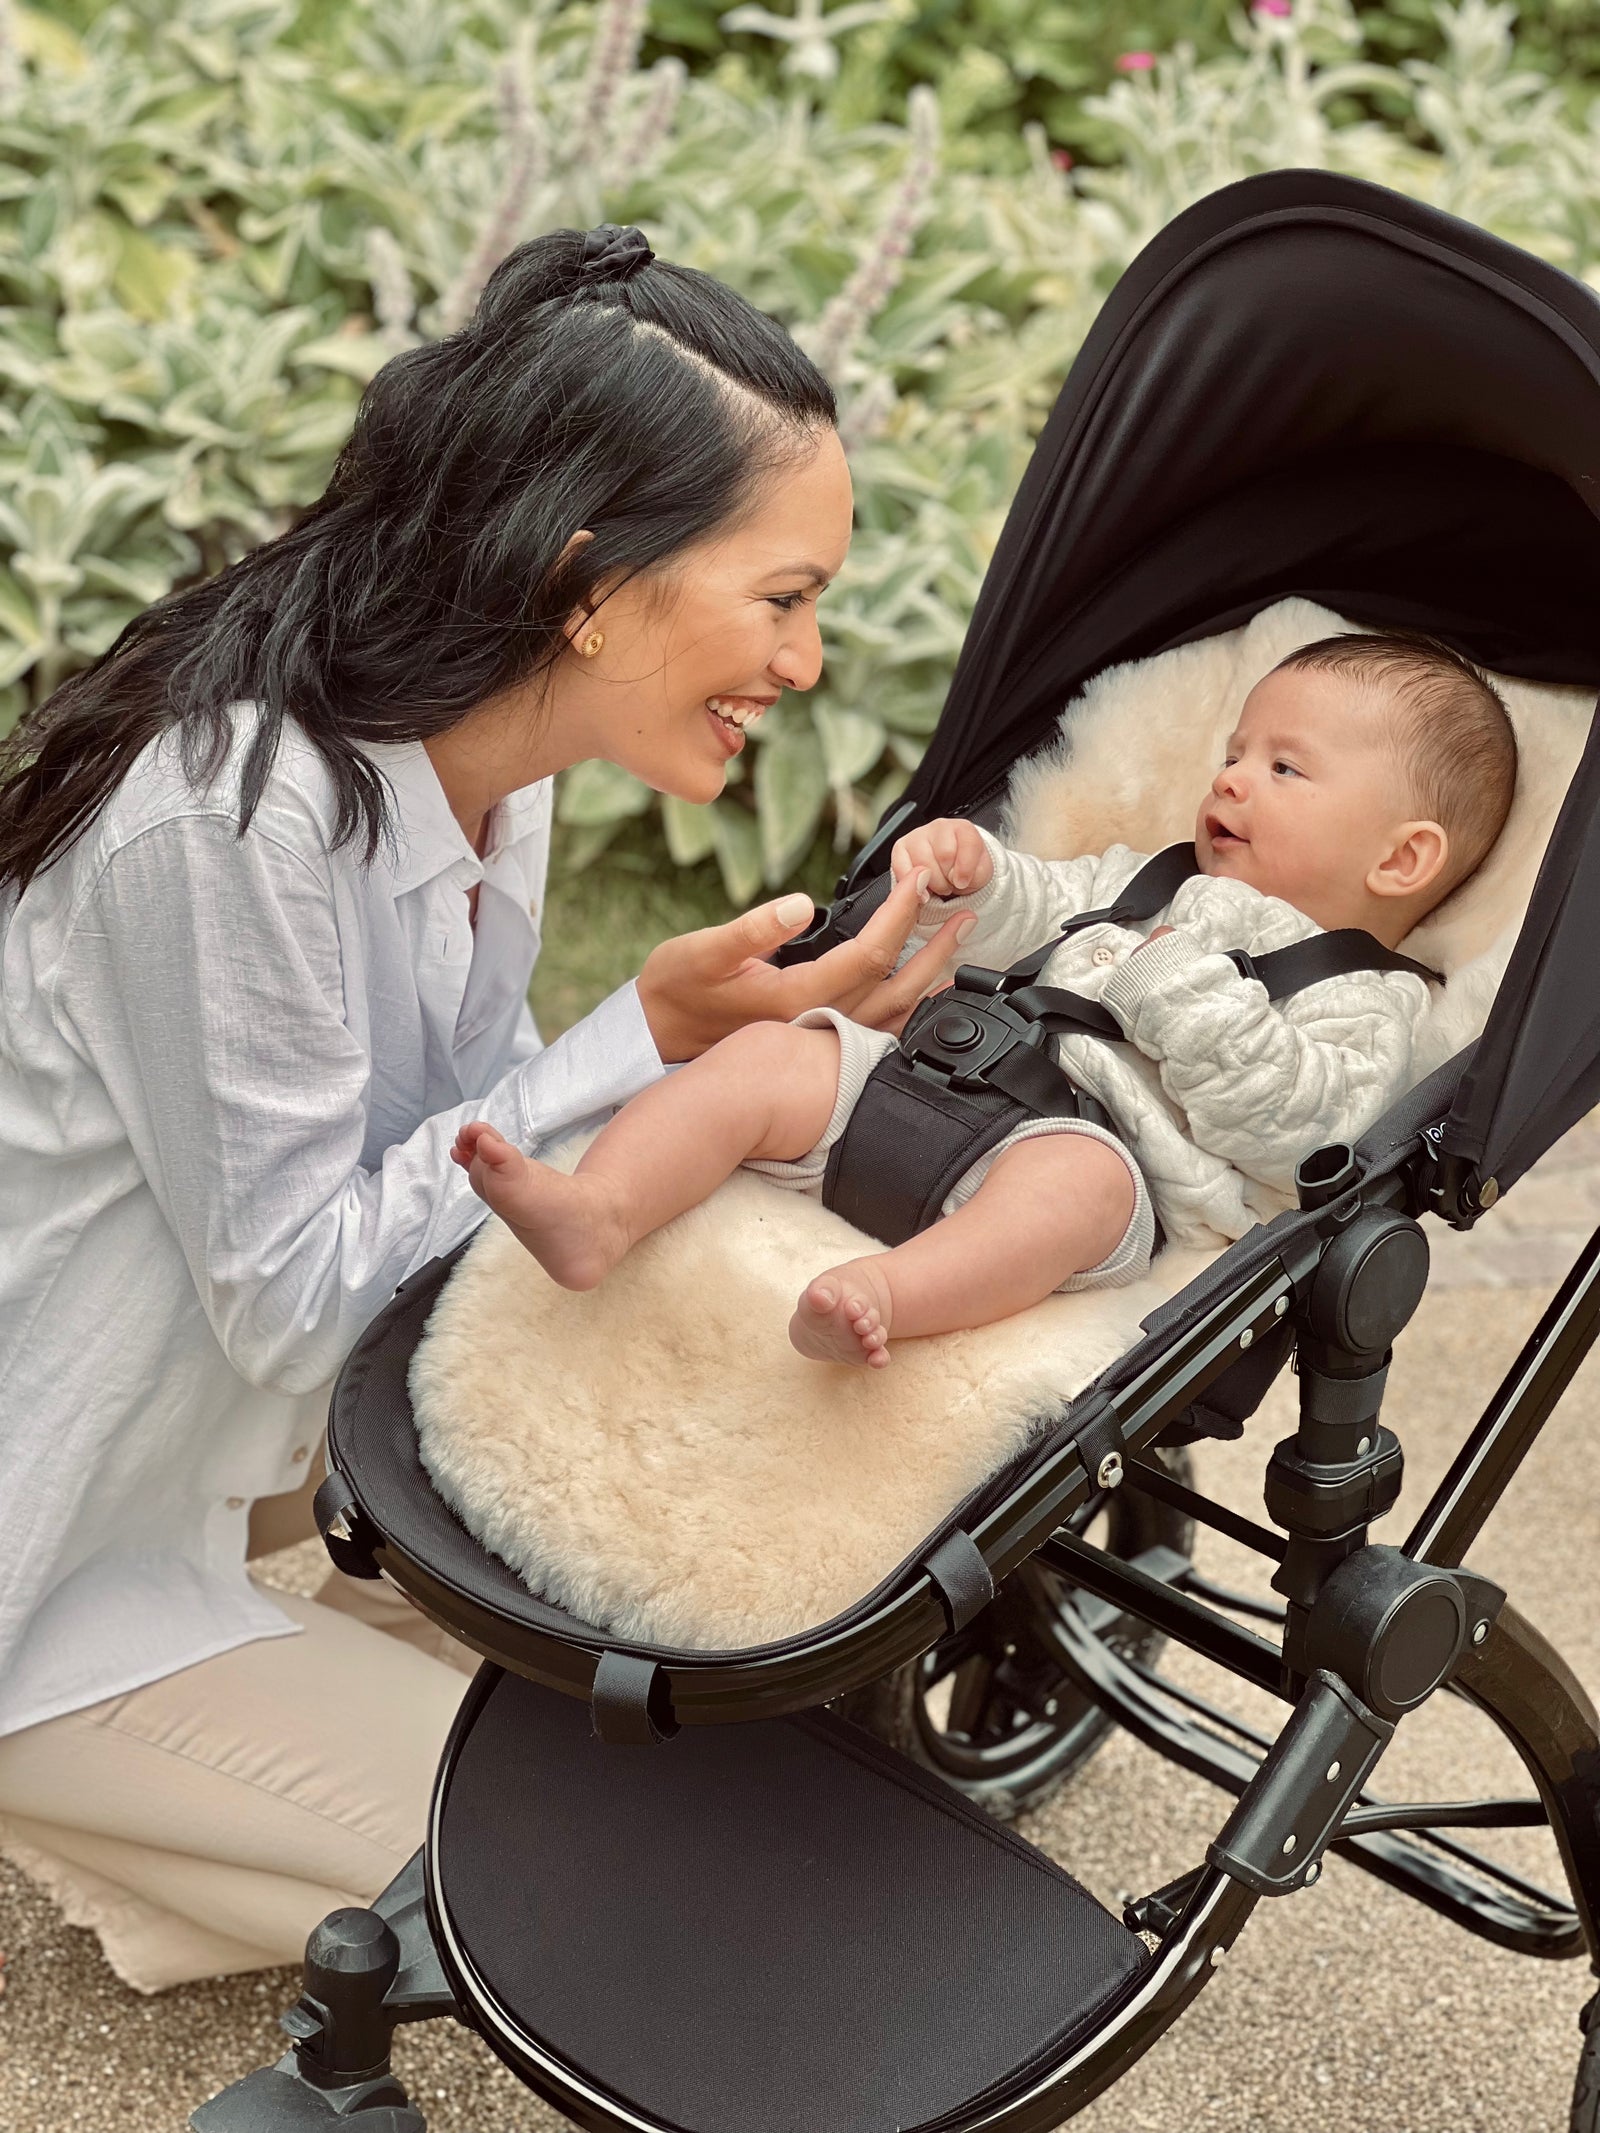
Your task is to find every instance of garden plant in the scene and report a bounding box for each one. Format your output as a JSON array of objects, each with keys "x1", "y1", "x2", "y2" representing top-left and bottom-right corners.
[{"x1": 1, "y1": 0, "x2": 1598, "y2": 909}]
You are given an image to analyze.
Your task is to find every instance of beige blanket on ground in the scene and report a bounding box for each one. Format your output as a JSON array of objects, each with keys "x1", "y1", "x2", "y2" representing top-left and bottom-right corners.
[{"x1": 410, "y1": 600, "x2": 1591, "y2": 1652}]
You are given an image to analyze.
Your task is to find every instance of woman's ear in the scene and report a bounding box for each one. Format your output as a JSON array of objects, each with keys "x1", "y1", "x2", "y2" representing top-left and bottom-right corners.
[
  {"x1": 1369, "y1": 819, "x2": 1450, "y2": 904},
  {"x1": 556, "y1": 528, "x2": 597, "y2": 653}
]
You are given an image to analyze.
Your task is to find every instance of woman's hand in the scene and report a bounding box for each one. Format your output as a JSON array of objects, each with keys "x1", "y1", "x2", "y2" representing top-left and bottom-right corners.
[
  {"x1": 637, "y1": 868, "x2": 978, "y2": 1062},
  {"x1": 891, "y1": 818, "x2": 993, "y2": 897}
]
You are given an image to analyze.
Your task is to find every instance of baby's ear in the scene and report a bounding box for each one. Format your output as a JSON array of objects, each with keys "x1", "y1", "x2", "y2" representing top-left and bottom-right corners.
[{"x1": 1369, "y1": 820, "x2": 1449, "y2": 903}]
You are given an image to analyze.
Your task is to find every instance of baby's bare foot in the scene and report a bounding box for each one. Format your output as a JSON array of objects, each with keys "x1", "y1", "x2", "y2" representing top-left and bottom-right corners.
[
  {"x1": 789, "y1": 1258, "x2": 894, "y2": 1368},
  {"x1": 451, "y1": 1122, "x2": 629, "y2": 1290}
]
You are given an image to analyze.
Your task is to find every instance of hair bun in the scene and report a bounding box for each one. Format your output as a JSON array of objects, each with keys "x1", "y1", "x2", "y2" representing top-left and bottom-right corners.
[{"x1": 576, "y1": 224, "x2": 655, "y2": 286}]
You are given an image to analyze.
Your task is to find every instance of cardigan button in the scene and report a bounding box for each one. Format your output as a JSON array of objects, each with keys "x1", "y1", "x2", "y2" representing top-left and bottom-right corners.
[
  {"x1": 225, "y1": 1496, "x2": 245, "y2": 1511},
  {"x1": 290, "y1": 1444, "x2": 310, "y2": 1464},
  {"x1": 1092, "y1": 946, "x2": 1115, "y2": 966}
]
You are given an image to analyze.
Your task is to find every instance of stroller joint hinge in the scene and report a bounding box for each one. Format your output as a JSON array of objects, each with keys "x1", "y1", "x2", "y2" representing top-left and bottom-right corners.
[
  {"x1": 1416, "y1": 1125, "x2": 1490, "y2": 1230},
  {"x1": 1270, "y1": 1205, "x2": 1428, "y2": 1630},
  {"x1": 1207, "y1": 1669, "x2": 1393, "y2": 1897},
  {"x1": 1300, "y1": 1545, "x2": 1493, "y2": 1720}
]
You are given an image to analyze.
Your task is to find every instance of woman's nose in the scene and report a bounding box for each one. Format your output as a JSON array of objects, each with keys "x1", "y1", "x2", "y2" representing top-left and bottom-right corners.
[{"x1": 770, "y1": 611, "x2": 825, "y2": 693}]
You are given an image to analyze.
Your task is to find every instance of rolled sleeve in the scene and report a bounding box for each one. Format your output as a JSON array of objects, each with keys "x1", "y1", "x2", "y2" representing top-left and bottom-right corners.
[
  {"x1": 1099, "y1": 928, "x2": 1209, "y2": 1020},
  {"x1": 517, "y1": 977, "x2": 664, "y2": 1147}
]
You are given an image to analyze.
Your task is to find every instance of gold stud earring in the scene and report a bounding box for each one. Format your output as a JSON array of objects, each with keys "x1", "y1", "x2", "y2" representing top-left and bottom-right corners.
[{"x1": 580, "y1": 630, "x2": 605, "y2": 659}]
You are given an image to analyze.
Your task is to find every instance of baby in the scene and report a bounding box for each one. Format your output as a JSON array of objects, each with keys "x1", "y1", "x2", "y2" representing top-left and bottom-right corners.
[{"x1": 454, "y1": 632, "x2": 1517, "y2": 1367}]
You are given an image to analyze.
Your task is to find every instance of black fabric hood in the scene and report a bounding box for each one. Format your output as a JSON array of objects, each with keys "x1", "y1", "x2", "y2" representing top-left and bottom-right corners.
[{"x1": 899, "y1": 168, "x2": 1600, "y2": 1202}]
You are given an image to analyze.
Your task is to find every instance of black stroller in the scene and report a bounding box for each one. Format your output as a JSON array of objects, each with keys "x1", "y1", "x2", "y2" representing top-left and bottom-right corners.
[{"x1": 196, "y1": 168, "x2": 1600, "y2": 2133}]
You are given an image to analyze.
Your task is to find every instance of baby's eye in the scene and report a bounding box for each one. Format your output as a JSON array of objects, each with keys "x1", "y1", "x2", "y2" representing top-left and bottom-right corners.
[
  {"x1": 768, "y1": 591, "x2": 811, "y2": 613},
  {"x1": 1272, "y1": 759, "x2": 1302, "y2": 778}
]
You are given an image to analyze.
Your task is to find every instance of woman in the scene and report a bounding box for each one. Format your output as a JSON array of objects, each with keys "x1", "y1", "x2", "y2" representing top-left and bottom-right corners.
[{"x1": 0, "y1": 224, "x2": 963, "y2": 1991}]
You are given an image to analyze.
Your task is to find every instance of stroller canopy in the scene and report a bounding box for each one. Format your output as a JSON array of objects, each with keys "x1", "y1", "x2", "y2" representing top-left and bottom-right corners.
[{"x1": 904, "y1": 169, "x2": 1600, "y2": 1205}]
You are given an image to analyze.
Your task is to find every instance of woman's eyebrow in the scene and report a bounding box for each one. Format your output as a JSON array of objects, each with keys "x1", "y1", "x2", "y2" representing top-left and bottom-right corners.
[{"x1": 765, "y1": 562, "x2": 832, "y2": 588}]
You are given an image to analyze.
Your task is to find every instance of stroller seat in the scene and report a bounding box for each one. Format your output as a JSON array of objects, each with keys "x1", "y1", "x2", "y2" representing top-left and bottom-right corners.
[
  {"x1": 394, "y1": 597, "x2": 1590, "y2": 1662},
  {"x1": 430, "y1": 1667, "x2": 1148, "y2": 2133}
]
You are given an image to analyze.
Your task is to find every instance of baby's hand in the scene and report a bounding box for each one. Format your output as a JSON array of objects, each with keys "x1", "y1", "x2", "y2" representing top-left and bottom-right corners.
[
  {"x1": 1130, "y1": 924, "x2": 1176, "y2": 954},
  {"x1": 891, "y1": 819, "x2": 992, "y2": 898}
]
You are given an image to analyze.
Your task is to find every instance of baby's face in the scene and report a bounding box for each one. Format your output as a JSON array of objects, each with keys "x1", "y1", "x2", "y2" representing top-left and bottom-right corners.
[{"x1": 1194, "y1": 668, "x2": 1409, "y2": 930}]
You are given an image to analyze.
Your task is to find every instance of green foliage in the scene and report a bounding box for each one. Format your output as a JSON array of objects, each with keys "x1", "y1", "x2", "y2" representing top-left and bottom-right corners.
[
  {"x1": 644, "y1": 0, "x2": 1600, "y2": 164},
  {"x1": 3, "y1": 0, "x2": 1599, "y2": 903}
]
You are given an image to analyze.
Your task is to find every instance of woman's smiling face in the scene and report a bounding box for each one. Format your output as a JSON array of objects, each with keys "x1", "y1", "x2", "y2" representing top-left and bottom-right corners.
[{"x1": 564, "y1": 425, "x2": 855, "y2": 804}]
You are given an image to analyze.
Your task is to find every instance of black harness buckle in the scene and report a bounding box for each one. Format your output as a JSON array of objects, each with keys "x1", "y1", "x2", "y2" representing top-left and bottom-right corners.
[{"x1": 900, "y1": 984, "x2": 1051, "y2": 1090}]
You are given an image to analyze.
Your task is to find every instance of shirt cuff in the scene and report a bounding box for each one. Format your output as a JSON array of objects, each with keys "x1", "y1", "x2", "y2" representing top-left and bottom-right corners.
[
  {"x1": 515, "y1": 977, "x2": 666, "y2": 1147},
  {"x1": 1099, "y1": 928, "x2": 1210, "y2": 1023}
]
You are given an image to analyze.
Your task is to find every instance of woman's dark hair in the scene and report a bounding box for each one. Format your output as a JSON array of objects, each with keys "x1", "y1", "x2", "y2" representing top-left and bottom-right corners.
[{"x1": 0, "y1": 229, "x2": 837, "y2": 896}]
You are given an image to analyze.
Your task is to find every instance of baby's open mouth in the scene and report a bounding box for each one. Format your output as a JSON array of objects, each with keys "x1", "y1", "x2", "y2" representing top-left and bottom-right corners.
[{"x1": 1206, "y1": 812, "x2": 1247, "y2": 847}]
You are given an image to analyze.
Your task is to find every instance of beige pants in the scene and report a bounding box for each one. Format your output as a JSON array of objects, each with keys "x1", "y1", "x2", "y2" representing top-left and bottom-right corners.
[{"x1": 0, "y1": 1454, "x2": 476, "y2": 1993}]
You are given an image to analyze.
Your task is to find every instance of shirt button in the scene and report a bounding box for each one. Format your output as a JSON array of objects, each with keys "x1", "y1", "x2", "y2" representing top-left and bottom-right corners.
[
  {"x1": 1092, "y1": 946, "x2": 1116, "y2": 966},
  {"x1": 225, "y1": 1496, "x2": 246, "y2": 1511},
  {"x1": 291, "y1": 1444, "x2": 310, "y2": 1464}
]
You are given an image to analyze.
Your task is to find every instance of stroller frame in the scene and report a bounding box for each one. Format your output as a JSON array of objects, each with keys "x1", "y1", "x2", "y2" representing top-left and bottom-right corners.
[
  {"x1": 196, "y1": 1102, "x2": 1600, "y2": 2133},
  {"x1": 195, "y1": 166, "x2": 1600, "y2": 2130}
]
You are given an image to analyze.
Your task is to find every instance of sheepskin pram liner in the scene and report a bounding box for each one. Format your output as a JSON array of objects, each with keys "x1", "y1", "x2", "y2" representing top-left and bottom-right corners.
[{"x1": 410, "y1": 598, "x2": 1589, "y2": 1651}]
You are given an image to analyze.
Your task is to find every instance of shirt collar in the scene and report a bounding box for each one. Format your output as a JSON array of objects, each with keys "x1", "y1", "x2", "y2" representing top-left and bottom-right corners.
[{"x1": 359, "y1": 739, "x2": 544, "y2": 897}]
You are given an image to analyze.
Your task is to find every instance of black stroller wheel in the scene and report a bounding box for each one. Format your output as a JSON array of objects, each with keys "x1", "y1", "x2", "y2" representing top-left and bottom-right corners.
[
  {"x1": 1572, "y1": 1992, "x2": 1600, "y2": 2132},
  {"x1": 837, "y1": 1449, "x2": 1195, "y2": 1820}
]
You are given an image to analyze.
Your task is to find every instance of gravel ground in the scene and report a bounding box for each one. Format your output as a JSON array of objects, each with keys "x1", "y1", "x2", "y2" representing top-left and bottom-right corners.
[{"x1": 5, "y1": 1185, "x2": 1598, "y2": 2131}]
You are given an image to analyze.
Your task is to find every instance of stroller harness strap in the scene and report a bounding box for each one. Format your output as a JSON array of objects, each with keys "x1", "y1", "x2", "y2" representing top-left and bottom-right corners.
[{"x1": 820, "y1": 843, "x2": 1441, "y2": 1251}]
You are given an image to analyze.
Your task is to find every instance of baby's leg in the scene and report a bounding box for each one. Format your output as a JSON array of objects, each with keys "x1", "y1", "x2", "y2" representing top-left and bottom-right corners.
[
  {"x1": 453, "y1": 1021, "x2": 842, "y2": 1288},
  {"x1": 790, "y1": 1133, "x2": 1136, "y2": 1366}
]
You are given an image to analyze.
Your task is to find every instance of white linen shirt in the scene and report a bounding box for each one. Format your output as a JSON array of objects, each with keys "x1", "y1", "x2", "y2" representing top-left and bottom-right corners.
[{"x1": 0, "y1": 703, "x2": 665, "y2": 1737}]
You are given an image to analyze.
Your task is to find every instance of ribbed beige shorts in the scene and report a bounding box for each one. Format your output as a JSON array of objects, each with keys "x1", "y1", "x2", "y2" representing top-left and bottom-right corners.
[{"x1": 744, "y1": 1006, "x2": 1157, "y2": 1292}]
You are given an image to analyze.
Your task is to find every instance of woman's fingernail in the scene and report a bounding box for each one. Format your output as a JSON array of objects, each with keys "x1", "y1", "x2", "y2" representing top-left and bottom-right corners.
[
  {"x1": 915, "y1": 867, "x2": 931, "y2": 898},
  {"x1": 956, "y1": 916, "x2": 978, "y2": 941},
  {"x1": 775, "y1": 893, "x2": 811, "y2": 926}
]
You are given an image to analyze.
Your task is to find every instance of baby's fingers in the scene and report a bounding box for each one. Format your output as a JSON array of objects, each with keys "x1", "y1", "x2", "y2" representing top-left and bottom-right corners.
[
  {"x1": 891, "y1": 830, "x2": 932, "y2": 883},
  {"x1": 932, "y1": 822, "x2": 963, "y2": 887}
]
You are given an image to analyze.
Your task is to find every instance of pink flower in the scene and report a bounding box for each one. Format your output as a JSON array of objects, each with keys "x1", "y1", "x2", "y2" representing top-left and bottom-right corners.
[
  {"x1": 1116, "y1": 50, "x2": 1156, "y2": 71},
  {"x1": 1050, "y1": 147, "x2": 1074, "y2": 170},
  {"x1": 1253, "y1": 0, "x2": 1292, "y2": 16}
]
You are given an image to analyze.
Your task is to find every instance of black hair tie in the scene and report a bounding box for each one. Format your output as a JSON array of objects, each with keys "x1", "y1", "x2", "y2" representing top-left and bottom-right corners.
[{"x1": 576, "y1": 224, "x2": 655, "y2": 286}]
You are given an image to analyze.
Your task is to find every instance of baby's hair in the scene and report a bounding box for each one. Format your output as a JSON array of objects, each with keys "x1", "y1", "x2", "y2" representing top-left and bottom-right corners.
[{"x1": 1270, "y1": 630, "x2": 1518, "y2": 888}]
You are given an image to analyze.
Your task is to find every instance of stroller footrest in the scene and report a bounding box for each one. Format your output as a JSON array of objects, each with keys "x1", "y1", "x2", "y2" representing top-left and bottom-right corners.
[{"x1": 430, "y1": 1670, "x2": 1149, "y2": 2133}]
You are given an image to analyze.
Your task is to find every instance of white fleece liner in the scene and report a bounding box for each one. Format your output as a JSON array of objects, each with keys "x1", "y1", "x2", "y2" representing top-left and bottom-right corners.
[{"x1": 411, "y1": 600, "x2": 1592, "y2": 1651}]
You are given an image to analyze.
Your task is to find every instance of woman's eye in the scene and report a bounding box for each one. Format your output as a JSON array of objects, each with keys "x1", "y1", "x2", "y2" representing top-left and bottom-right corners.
[{"x1": 768, "y1": 591, "x2": 810, "y2": 613}]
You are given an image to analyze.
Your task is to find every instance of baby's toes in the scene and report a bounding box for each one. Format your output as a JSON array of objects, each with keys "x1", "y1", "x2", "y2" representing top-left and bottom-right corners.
[
  {"x1": 473, "y1": 1125, "x2": 524, "y2": 1175},
  {"x1": 850, "y1": 1303, "x2": 891, "y2": 1364}
]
